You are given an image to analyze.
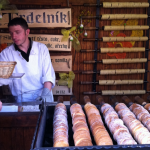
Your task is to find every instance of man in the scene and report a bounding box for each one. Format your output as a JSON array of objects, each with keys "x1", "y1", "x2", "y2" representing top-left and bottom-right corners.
[{"x1": 0, "y1": 17, "x2": 55, "y2": 102}]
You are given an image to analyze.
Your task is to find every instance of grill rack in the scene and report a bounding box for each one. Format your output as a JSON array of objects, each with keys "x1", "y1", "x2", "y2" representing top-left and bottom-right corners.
[{"x1": 30, "y1": 103, "x2": 150, "y2": 150}]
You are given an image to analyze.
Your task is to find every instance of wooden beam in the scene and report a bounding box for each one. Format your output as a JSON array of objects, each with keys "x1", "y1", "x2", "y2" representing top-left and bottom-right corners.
[{"x1": 9, "y1": 0, "x2": 148, "y2": 5}]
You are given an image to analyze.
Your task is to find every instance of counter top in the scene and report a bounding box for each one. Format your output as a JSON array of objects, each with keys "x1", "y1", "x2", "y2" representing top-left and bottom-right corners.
[{"x1": 1, "y1": 101, "x2": 57, "y2": 112}]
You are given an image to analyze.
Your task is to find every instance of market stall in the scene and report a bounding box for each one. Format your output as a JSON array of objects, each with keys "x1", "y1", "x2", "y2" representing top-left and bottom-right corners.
[{"x1": 1, "y1": 0, "x2": 150, "y2": 150}]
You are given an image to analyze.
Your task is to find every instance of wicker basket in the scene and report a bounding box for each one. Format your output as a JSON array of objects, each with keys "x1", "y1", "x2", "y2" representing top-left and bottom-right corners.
[{"x1": 0, "y1": 61, "x2": 17, "y2": 78}]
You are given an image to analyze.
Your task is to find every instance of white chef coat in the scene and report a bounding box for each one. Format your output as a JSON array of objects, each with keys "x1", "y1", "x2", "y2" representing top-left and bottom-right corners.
[{"x1": 0, "y1": 41, "x2": 55, "y2": 102}]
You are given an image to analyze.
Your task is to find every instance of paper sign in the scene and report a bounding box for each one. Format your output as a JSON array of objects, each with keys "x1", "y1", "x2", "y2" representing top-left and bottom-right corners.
[
  {"x1": 51, "y1": 55, "x2": 72, "y2": 71},
  {"x1": 52, "y1": 80, "x2": 72, "y2": 95}
]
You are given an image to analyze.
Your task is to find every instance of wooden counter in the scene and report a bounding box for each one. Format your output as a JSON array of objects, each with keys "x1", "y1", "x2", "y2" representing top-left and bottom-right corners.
[{"x1": 0, "y1": 112, "x2": 39, "y2": 150}]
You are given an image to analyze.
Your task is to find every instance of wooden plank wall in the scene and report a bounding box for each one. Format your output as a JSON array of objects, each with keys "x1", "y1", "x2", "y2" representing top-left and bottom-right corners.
[
  {"x1": 4, "y1": 0, "x2": 149, "y2": 104},
  {"x1": 0, "y1": 113, "x2": 39, "y2": 150}
]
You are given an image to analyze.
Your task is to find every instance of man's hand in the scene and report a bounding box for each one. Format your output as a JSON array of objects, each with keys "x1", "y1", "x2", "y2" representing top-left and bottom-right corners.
[{"x1": 41, "y1": 87, "x2": 54, "y2": 102}]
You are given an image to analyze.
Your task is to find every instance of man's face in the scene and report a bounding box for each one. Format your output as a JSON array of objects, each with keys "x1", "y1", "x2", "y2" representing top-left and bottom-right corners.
[{"x1": 9, "y1": 25, "x2": 30, "y2": 46}]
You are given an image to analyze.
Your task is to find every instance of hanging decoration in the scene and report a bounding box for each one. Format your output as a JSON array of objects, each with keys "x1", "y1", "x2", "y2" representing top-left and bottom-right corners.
[
  {"x1": 61, "y1": 10, "x2": 92, "y2": 52},
  {"x1": 84, "y1": 30, "x2": 87, "y2": 37},
  {"x1": 61, "y1": 26, "x2": 81, "y2": 52},
  {"x1": 75, "y1": 10, "x2": 92, "y2": 38},
  {"x1": 57, "y1": 71, "x2": 75, "y2": 88},
  {"x1": 107, "y1": 19, "x2": 143, "y2": 59},
  {"x1": 70, "y1": 35, "x2": 73, "y2": 41},
  {"x1": 80, "y1": 17, "x2": 84, "y2": 29},
  {"x1": 61, "y1": 10, "x2": 92, "y2": 66}
]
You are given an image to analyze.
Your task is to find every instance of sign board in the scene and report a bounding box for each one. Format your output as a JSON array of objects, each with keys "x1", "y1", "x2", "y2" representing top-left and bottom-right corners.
[
  {"x1": 0, "y1": 9, "x2": 71, "y2": 28},
  {"x1": 51, "y1": 55, "x2": 72, "y2": 71},
  {"x1": 52, "y1": 80, "x2": 72, "y2": 95},
  {"x1": 0, "y1": 33, "x2": 71, "y2": 51}
]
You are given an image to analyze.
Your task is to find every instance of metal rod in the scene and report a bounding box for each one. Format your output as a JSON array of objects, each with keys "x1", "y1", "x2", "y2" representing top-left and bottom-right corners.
[
  {"x1": 84, "y1": 27, "x2": 102, "y2": 30},
  {"x1": 82, "y1": 70, "x2": 99, "y2": 74},
  {"x1": 83, "y1": 91, "x2": 102, "y2": 94},
  {"x1": 81, "y1": 16, "x2": 102, "y2": 19},
  {"x1": 84, "y1": 60, "x2": 102, "y2": 63},
  {"x1": 83, "y1": 3, "x2": 102, "y2": 6},
  {"x1": 81, "y1": 80, "x2": 148, "y2": 85},
  {"x1": 83, "y1": 37, "x2": 148, "y2": 42},
  {"x1": 81, "y1": 81, "x2": 99, "y2": 84},
  {"x1": 82, "y1": 69, "x2": 149, "y2": 74},
  {"x1": 81, "y1": 48, "x2": 150, "y2": 53},
  {"x1": 83, "y1": 2, "x2": 149, "y2": 8},
  {"x1": 84, "y1": 26, "x2": 149, "y2": 30},
  {"x1": 84, "y1": 58, "x2": 147, "y2": 64},
  {"x1": 92, "y1": 0, "x2": 100, "y2": 92},
  {"x1": 83, "y1": 90, "x2": 147, "y2": 95},
  {"x1": 80, "y1": 49, "x2": 100, "y2": 52},
  {"x1": 81, "y1": 15, "x2": 149, "y2": 19},
  {"x1": 74, "y1": 70, "x2": 150, "y2": 74},
  {"x1": 83, "y1": 38, "x2": 102, "y2": 41}
]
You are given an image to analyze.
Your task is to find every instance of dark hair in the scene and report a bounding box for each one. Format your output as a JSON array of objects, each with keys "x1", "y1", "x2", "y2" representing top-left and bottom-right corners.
[{"x1": 8, "y1": 17, "x2": 28, "y2": 30}]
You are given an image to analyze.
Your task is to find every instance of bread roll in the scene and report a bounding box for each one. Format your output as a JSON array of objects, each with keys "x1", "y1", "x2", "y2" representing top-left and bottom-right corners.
[
  {"x1": 115, "y1": 103, "x2": 150, "y2": 144},
  {"x1": 101, "y1": 103, "x2": 137, "y2": 145},
  {"x1": 129, "y1": 103, "x2": 150, "y2": 131},
  {"x1": 84, "y1": 103, "x2": 113, "y2": 145},
  {"x1": 70, "y1": 103, "x2": 93, "y2": 146},
  {"x1": 144, "y1": 103, "x2": 150, "y2": 113},
  {"x1": 53, "y1": 103, "x2": 69, "y2": 147}
]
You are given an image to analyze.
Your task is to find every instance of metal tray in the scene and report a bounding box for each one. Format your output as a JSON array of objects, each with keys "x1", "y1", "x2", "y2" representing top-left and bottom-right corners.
[{"x1": 30, "y1": 104, "x2": 150, "y2": 150}]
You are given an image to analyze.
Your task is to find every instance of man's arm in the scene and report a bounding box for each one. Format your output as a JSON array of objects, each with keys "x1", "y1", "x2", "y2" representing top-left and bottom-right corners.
[
  {"x1": 42, "y1": 44, "x2": 55, "y2": 88},
  {"x1": 41, "y1": 82, "x2": 54, "y2": 102},
  {"x1": 44, "y1": 81, "x2": 53, "y2": 91}
]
